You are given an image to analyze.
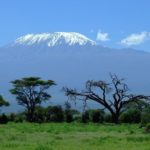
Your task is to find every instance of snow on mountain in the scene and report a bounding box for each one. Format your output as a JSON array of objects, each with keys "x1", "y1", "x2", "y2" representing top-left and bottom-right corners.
[{"x1": 14, "y1": 32, "x2": 96, "y2": 47}]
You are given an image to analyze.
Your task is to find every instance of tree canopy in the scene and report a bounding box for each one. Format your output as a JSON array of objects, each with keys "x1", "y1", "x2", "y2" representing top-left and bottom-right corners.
[{"x1": 0, "y1": 95, "x2": 9, "y2": 107}]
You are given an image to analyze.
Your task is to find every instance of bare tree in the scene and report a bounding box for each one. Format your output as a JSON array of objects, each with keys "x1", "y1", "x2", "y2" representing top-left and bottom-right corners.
[{"x1": 63, "y1": 74, "x2": 149, "y2": 123}]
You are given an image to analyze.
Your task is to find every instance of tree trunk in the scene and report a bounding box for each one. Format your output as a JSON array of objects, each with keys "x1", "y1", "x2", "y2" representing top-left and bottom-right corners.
[
  {"x1": 112, "y1": 113, "x2": 119, "y2": 124},
  {"x1": 26, "y1": 108, "x2": 35, "y2": 122}
]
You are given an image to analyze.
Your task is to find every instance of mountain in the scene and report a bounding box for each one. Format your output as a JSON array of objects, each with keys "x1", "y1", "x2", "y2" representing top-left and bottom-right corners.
[{"x1": 0, "y1": 32, "x2": 150, "y2": 112}]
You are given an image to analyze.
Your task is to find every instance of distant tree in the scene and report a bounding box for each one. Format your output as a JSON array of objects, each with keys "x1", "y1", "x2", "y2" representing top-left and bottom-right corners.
[
  {"x1": 141, "y1": 107, "x2": 150, "y2": 126},
  {"x1": 8, "y1": 112, "x2": 25, "y2": 123},
  {"x1": 10, "y1": 77, "x2": 55, "y2": 122},
  {"x1": 0, "y1": 113, "x2": 9, "y2": 124},
  {"x1": 63, "y1": 74, "x2": 149, "y2": 124},
  {"x1": 9, "y1": 113, "x2": 16, "y2": 122},
  {"x1": 81, "y1": 110, "x2": 90, "y2": 123},
  {"x1": 64, "y1": 102, "x2": 74, "y2": 123},
  {"x1": 0, "y1": 95, "x2": 9, "y2": 124},
  {"x1": 0, "y1": 95, "x2": 9, "y2": 120},
  {"x1": 0, "y1": 95, "x2": 9, "y2": 108}
]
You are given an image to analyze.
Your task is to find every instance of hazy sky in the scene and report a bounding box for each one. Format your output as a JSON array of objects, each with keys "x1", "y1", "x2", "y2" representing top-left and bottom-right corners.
[{"x1": 0, "y1": 0, "x2": 150, "y2": 51}]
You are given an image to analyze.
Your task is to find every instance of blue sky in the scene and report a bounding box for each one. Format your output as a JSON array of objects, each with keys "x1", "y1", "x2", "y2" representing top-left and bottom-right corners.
[{"x1": 0, "y1": 0, "x2": 150, "y2": 51}]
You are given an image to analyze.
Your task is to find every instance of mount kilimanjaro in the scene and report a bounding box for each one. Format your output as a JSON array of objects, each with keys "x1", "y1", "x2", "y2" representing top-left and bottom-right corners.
[{"x1": 0, "y1": 32, "x2": 150, "y2": 111}]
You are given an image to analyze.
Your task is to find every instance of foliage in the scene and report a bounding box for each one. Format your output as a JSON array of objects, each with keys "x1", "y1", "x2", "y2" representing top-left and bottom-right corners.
[
  {"x1": 104, "y1": 114, "x2": 113, "y2": 123},
  {"x1": 8, "y1": 112, "x2": 25, "y2": 123},
  {"x1": 64, "y1": 102, "x2": 77, "y2": 123},
  {"x1": 145, "y1": 123, "x2": 150, "y2": 133},
  {"x1": 81, "y1": 109, "x2": 105, "y2": 123},
  {"x1": 120, "y1": 109, "x2": 141, "y2": 123},
  {"x1": 9, "y1": 113, "x2": 16, "y2": 122},
  {"x1": 90, "y1": 109, "x2": 105, "y2": 123},
  {"x1": 46, "y1": 105, "x2": 64, "y2": 122},
  {"x1": 0, "y1": 114, "x2": 9, "y2": 124},
  {"x1": 32, "y1": 106, "x2": 47, "y2": 123},
  {"x1": 141, "y1": 109, "x2": 150, "y2": 126},
  {"x1": 81, "y1": 110, "x2": 90, "y2": 123},
  {"x1": 0, "y1": 95, "x2": 9, "y2": 107}
]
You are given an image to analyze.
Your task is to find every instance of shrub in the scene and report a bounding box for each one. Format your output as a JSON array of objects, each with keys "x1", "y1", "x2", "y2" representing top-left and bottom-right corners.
[
  {"x1": 33, "y1": 106, "x2": 47, "y2": 123},
  {"x1": 120, "y1": 109, "x2": 141, "y2": 123},
  {"x1": 9, "y1": 113, "x2": 16, "y2": 122},
  {"x1": 81, "y1": 109, "x2": 105, "y2": 123},
  {"x1": 90, "y1": 109, "x2": 104, "y2": 123},
  {"x1": 65, "y1": 111, "x2": 74, "y2": 123},
  {"x1": 104, "y1": 114, "x2": 113, "y2": 123},
  {"x1": 64, "y1": 102, "x2": 78, "y2": 123},
  {"x1": 15, "y1": 116, "x2": 23, "y2": 123},
  {"x1": 47, "y1": 105, "x2": 64, "y2": 122},
  {"x1": 81, "y1": 111, "x2": 90, "y2": 123},
  {"x1": 141, "y1": 111, "x2": 150, "y2": 126},
  {"x1": 0, "y1": 114, "x2": 9, "y2": 124},
  {"x1": 145, "y1": 123, "x2": 150, "y2": 133}
]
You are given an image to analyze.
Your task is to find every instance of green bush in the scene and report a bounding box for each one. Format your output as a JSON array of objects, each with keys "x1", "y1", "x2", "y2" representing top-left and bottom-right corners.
[
  {"x1": 145, "y1": 123, "x2": 150, "y2": 133},
  {"x1": 90, "y1": 109, "x2": 104, "y2": 123},
  {"x1": 81, "y1": 111, "x2": 90, "y2": 123},
  {"x1": 15, "y1": 116, "x2": 23, "y2": 123},
  {"x1": 33, "y1": 106, "x2": 47, "y2": 123},
  {"x1": 141, "y1": 111, "x2": 150, "y2": 126},
  {"x1": 104, "y1": 114, "x2": 113, "y2": 123},
  {"x1": 47, "y1": 105, "x2": 64, "y2": 122},
  {"x1": 9, "y1": 113, "x2": 16, "y2": 122},
  {"x1": 65, "y1": 110, "x2": 74, "y2": 123},
  {"x1": 81, "y1": 109, "x2": 104, "y2": 123},
  {"x1": 8, "y1": 112, "x2": 25, "y2": 123},
  {"x1": 120, "y1": 109, "x2": 141, "y2": 123},
  {"x1": 0, "y1": 114, "x2": 9, "y2": 124}
]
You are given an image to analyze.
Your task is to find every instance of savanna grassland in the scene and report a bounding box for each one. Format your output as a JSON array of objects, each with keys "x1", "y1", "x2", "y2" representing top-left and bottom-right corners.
[{"x1": 0, "y1": 123, "x2": 150, "y2": 150}]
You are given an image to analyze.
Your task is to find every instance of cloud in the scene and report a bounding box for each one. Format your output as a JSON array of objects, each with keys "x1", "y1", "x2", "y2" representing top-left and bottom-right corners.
[
  {"x1": 96, "y1": 30, "x2": 110, "y2": 42},
  {"x1": 121, "y1": 32, "x2": 150, "y2": 46}
]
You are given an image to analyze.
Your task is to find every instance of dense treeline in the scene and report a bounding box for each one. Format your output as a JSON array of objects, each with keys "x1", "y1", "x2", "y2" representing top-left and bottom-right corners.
[
  {"x1": 0, "y1": 75, "x2": 150, "y2": 132},
  {"x1": 0, "y1": 103, "x2": 150, "y2": 125}
]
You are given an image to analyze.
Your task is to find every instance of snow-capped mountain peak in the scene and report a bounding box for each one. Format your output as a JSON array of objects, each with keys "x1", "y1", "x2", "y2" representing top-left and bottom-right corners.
[{"x1": 14, "y1": 32, "x2": 96, "y2": 47}]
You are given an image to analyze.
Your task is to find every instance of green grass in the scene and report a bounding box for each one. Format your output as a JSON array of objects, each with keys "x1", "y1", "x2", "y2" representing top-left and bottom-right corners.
[{"x1": 0, "y1": 123, "x2": 150, "y2": 150}]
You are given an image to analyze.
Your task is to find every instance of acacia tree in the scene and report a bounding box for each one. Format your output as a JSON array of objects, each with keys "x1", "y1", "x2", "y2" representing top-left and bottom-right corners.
[
  {"x1": 64, "y1": 74, "x2": 149, "y2": 124},
  {"x1": 10, "y1": 77, "x2": 56, "y2": 122}
]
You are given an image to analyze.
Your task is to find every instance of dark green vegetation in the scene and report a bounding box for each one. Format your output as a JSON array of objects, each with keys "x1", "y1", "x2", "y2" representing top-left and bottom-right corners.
[
  {"x1": 0, "y1": 95, "x2": 9, "y2": 107},
  {"x1": 0, "y1": 123, "x2": 150, "y2": 150}
]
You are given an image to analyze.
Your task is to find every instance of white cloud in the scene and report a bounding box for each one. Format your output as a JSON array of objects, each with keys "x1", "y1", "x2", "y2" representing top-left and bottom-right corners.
[
  {"x1": 96, "y1": 30, "x2": 110, "y2": 42},
  {"x1": 121, "y1": 32, "x2": 150, "y2": 46}
]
